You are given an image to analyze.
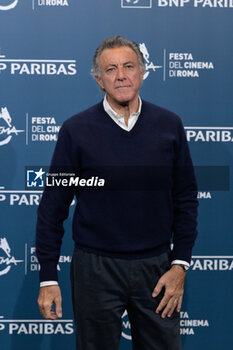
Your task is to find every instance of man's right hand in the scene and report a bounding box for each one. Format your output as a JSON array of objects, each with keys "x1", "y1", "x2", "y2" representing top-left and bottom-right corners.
[{"x1": 38, "y1": 285, "x2": 62, "y2": 320}]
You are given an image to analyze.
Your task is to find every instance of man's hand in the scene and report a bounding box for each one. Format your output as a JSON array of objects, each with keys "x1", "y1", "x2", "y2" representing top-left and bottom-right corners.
[
  {"x1": 38, "y1": 285, "x2": 62, "y2": 320},
  {"x1": 152, "y1": 265, "x2": 186, "y2": 318}
]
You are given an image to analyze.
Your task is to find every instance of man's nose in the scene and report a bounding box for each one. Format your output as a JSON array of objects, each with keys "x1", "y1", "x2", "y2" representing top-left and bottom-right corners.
[{"x1": 116, "y1": 66, "x2": 126, "y2": 80}]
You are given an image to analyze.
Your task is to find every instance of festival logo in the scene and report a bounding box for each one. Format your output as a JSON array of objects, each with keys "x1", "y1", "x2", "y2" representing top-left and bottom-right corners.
[
  {"x1": 121, "y1": 0, "x2": 152, "y2": 8},
  {"x1": 121, "y1": 309, "x2": 210, "y2": 339},
  {"x1": 121, "y1": 310, "x2": 132, "y2": 340},
  {"x1": 197, "y1": 191, "x2": 212, "y2": 200},
  {"x1": 0, "y1": 238, "x2": 23, "y2": 276},
  {"x1": 0, "y1": 107, "x2": 24, "y2": 146},
  {"x1": 139, "y1": 43, "x2": 162, "y2": 79},
  {"x1": 35, "y1": 0, "x2": 69, "y2": 7},
  {"x1": 180, "y1": 311, "x2": 209, "y2": 335},
  {"x1": 31, "y1": 116, "x2": 60, "y2": 142},
  {"x1": 168, "y1": 52, "x2": 214, "y2": 78},
  {"x1": 0, "y1": 0, "x2": 18, "y2": 11},
  {"x1": 30, "y1": 247, "x2": 72, "y2": 272}
]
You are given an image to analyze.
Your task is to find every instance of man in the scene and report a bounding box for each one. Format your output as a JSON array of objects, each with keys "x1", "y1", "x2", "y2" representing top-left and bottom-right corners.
[{"x1": 36, "y1": 36, "x2": 198, "y2": 350}]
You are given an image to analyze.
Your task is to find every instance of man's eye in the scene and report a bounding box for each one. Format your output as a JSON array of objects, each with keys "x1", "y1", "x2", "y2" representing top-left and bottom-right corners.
[
  {"x1": 106, "y1": 67, "x2": 115, "y2": 72},
  {"x1": 126, "y1": 65, "x2": 133, "y2": 69}
]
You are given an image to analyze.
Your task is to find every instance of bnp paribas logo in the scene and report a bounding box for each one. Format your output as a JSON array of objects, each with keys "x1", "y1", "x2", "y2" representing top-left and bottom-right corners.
[
  {"x1": 0, "y1": 0, "x2": 18, "y2": 11},
  {"x1": 121, "y1": 0, "x2": 152, "y2": 8},
  {"x1": 0, "y1": 50, "x2": 77, "y2": 76}
]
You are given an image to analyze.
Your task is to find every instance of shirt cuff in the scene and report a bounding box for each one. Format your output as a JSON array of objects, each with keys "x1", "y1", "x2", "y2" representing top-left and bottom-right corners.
[
  {"x1": 171, "y1": 260, "x2": 190, "y2": 268},
  {"x1": 40, "y1": 281, "x2": 59, "y2": 288}
]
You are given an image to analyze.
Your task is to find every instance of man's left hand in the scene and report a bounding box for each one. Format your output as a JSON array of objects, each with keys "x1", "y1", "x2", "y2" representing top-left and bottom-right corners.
[{"x1": 152, "y1": 265, "x2": 186, "y2": 318}]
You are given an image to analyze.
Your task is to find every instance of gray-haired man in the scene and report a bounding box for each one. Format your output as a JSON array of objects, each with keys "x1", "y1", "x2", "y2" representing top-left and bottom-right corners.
[{"x1": 37, "y1": 36, "x2": 198, "y2": 350}]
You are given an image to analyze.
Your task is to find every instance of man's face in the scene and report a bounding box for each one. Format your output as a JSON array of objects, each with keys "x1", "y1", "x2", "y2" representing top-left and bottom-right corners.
[{"x1": 95, "y1": 46, "x2": 144, "y2": 108}]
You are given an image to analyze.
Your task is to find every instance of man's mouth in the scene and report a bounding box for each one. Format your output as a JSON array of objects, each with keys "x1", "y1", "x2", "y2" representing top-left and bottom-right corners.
[{"x1": 115, "y1": 85, "x2": 131, "y2": 89}]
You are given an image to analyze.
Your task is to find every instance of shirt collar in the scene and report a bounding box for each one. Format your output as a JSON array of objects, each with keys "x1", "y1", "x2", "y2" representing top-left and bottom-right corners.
[{"x1": 103, "y1": 95, "x2": 142, "y2": 120}]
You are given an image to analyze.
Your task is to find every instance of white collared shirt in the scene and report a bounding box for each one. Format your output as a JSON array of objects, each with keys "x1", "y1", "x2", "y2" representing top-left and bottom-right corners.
[{"x1": 103, "y1": 95, "x2": 142, "y2": 131}]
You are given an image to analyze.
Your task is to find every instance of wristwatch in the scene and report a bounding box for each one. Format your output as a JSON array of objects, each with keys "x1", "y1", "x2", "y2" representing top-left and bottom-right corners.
[{"x1": 173, "y1": 263, "x2": 189, "y2": 272}]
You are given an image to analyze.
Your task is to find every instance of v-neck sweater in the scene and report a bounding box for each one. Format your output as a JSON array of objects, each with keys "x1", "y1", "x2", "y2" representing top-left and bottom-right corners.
[{"x1": 36, "y1": 100, "x2": 198, "y2": 282}]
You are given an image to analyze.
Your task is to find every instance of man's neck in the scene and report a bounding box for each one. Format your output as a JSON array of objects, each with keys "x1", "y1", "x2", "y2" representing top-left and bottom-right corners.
[{"x1": 106, "y1": 95, "x2": 140, "y2": 126}]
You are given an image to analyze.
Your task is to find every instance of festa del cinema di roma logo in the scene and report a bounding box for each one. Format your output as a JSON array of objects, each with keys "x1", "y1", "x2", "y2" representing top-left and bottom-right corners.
[
  {"x1": 0, "y1": 238, "x2": 23, "y2": 276},
  {"x1": 0, "y1": 0, "x2": 18, "y2": 10},
  {"x1": 0, "y1": 107, "x2": 24, "y2": 146},
  {"x1": 139, "y1": 43, "x2": 162, "y2": 79},
  {"x1": 0, "y1": 0, "x2": 70, "y2": 11}
]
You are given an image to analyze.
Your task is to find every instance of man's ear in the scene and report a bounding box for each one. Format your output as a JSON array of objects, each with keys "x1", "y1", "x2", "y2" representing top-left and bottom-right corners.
[
  {"x1": 140, "y1": 70, "x2": 144, "y2": 83},
  {"x1": 95, "y1": 76, "x2": 104, "y2": 90}
]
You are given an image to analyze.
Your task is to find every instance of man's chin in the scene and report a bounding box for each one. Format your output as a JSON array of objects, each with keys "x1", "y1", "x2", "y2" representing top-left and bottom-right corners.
[
  {"x1": 114, "y1": 95, "x2": 133, "y2": 106},
  {"x1": 110, "y1": 96, "x2": 130, "y2": 106},
  {"x1": 107, "y1": 92, "x2": 138, "y2": 108}
]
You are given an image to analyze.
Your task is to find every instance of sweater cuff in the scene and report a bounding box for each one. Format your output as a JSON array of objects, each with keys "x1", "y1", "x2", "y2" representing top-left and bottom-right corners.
[
  {"x1": 39, "y1": 261, "x2": 58, "y2": 283},
  {"x1": 170, "y1": 245, "x2": 193, "y2": 265}
]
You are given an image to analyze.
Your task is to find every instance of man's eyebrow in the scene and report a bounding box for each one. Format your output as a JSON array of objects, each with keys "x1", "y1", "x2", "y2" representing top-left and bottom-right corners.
[
  {"x1": 123, "y1": 61, "x2": 135, "y2": 65},
  {"x1": 105, "y1": 63, "x2": 117, "y2": 68},
  {"x1": 105, "y1": 61, "x2": 136, "y2": 68}
]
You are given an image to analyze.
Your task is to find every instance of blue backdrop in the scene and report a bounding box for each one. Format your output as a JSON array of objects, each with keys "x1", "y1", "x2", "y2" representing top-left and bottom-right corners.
[{"x1": 0, "y1": 1, "x2": 232, "y2": 349}]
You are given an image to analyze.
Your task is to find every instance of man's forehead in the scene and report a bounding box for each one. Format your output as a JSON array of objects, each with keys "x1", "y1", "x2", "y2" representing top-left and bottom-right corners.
[{"x1": 99, "y1": 46, "x2": 138, "y2": 65}]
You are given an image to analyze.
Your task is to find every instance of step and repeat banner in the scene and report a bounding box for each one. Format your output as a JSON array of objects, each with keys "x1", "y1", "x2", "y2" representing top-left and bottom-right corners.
[{"x1": 0, "y1": 1, "x2": 232, "y2": 350}]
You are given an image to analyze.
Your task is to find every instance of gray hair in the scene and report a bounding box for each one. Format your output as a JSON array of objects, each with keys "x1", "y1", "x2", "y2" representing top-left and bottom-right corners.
[{"x1": 91, "y1": 35, "x2": 146, "y2": 78}]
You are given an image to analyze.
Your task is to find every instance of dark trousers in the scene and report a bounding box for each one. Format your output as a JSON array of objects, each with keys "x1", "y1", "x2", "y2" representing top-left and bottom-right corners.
[{"x1": 70, "y1": 248, "x2": 181, "y2": 350}]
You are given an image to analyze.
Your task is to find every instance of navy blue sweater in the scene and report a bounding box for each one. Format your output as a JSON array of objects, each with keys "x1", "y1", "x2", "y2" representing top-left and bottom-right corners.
[{"x1": 36, "y1": 100, "x2": 198, "y2": 282}]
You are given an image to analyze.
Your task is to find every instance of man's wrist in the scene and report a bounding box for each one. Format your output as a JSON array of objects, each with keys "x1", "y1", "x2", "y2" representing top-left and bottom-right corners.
[
  {"x1": 171, "y1": 259, "x2": 190, "y2": 271},
  {"x1": 40, "y1": 281, "x2": 59, "y2": 288}
]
